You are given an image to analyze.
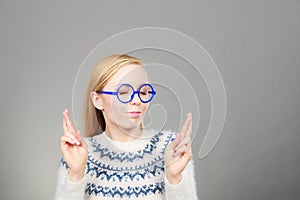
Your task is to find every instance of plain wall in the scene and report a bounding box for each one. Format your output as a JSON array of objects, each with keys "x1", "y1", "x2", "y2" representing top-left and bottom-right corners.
[{"x1": 0, "y1": 0, "x2": 299, "y2": 199}]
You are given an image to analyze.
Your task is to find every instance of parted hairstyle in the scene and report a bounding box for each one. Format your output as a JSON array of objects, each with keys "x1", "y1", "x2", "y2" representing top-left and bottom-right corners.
[{"x1": 83, "y1": 54, "x2": 143, "y2": 137}]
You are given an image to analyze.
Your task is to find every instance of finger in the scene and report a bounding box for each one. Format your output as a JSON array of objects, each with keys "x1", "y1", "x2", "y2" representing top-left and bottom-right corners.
[
  {"x1": 169, "y1": 113, "x2": 191, "y2": 150},
  {"x1": 60, "y1": 135, "x2": 76, "y2": 145},
  {"x1": 62, "y1": 118, "x2": 80, "y2": 145},
  {"x1": 175, "y1": 136, "x2": 191, "y2": 151},
  {"x1": 182, "y1": 150, "x2": 193, "y2": 162},
  {"x1": 75, "y1": 130, "x2": 85, "y2": 146},
  {"x1": 169, "y1": 133, "x2": 181, "y2": 150},
  {"x1": 177, "y1": 150, "x2": 193, "y2": 165},
  {"x1": 63, "y1": 109, "x2": 77, "y2": 134},
  {"x1": 165, "y1": 154, "x2": 180, "y2": 168},
  {"x1": 62, "y1": 117, "x2": 68, "y2": 133},
  {"x1": 178, "y1": 113, "x2": 192, "y2": 139},
  {"x1": 186, "y1": 114, "x2": 192, "y2": 137},
  {"x1": 174, "y1": 139, "x2": 191, "y2": 156},
  {"x1": 174, "y1": 144, "x2": 190, "y2": 156},
  {"x1": 183, "y1": 113, "x2": 192, "y2": 138},
  {"x1": 65, "y1": 131, "x2": 80, "y2": 145},
  {"x1": 166, "y1": 150, "x2": 192, "y2": 169}
]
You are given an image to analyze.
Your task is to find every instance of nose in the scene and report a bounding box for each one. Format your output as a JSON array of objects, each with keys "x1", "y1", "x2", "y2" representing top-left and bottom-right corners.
[{"x1": 130, "y1": 92, "x2": 141, "y2": 105}]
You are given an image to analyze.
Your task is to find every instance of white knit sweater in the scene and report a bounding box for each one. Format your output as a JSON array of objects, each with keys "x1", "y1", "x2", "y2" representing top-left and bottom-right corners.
[{"x1": 54, "y1": 129, "x2": 198, "y2": 200}]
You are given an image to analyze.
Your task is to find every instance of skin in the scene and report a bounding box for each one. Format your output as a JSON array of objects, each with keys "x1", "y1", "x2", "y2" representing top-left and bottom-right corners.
[
  {"x1": 60, "y1": 64, "x2": 193, "y2": 184},
  {"x1": 91, "y1": 64, "x2": 150, "y2": 141}
]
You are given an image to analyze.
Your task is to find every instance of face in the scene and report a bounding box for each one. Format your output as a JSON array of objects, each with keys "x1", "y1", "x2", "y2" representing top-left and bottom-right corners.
[{"x1": 97, "y1": 64, "x2": 150, "y2": 133}]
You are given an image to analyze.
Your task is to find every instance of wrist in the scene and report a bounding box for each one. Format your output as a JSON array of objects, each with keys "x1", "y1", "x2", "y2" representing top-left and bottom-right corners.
[
  {"x1": 68, "y1": 168, "x2": 85, "y2": 182},
  {"x1": 167, "y1": 173, "x2": 183, "y2": 184}
]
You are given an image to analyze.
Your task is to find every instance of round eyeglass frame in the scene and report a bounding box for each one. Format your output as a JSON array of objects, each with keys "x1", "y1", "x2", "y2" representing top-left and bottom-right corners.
[{"x1": 96, "y1": 83, "x2": 157, "y2": 104}]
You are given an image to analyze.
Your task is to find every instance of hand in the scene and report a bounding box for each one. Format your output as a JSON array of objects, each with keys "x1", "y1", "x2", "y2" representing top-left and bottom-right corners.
[
  {"x1": 60, "y1": 109, "x2": 88, "y2": 181},
  {"x1": 164, "y1": 113, "x2": 193, "y2": 184}
]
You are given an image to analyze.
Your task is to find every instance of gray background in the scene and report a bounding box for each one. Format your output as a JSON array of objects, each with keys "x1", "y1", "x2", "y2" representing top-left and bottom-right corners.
[{"x1": 1, "y1": 0, "x2": 299, "y2": 199}]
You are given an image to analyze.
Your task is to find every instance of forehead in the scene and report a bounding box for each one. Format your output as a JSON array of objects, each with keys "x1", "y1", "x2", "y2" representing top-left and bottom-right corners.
[{"x1": 106, "y1": 64, "x2": 149, "y2": 89}]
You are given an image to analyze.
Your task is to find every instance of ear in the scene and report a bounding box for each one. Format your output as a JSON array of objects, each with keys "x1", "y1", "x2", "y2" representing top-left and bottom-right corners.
[{"x1": 90, "y1": 91, "x2": 104, "y2": 110}]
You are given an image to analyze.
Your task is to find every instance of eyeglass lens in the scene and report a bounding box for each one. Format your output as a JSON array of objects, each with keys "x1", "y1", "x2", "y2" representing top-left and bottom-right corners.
[{"x1": 117, "y1": 84, "x2": 154, "y2": 103}]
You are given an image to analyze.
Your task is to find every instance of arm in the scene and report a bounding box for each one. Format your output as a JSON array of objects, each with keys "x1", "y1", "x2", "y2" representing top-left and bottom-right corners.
[
  {"x1": 164, "y1": 113, "x2": 198, "y2": 199},
  {"x1": 165, "y1": 159, "x2": 198, "y2": 200},
  {"x1": 54, "y1": 109, "x2": 89, "y2": 199},
  {"x1": 54, "y1": 159, "x2": 87, "y2": 200}
]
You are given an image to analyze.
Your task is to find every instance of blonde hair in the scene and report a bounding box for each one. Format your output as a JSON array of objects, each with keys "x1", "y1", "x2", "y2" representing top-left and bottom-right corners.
[{"x1": 83, "y1": 54, "x2": 143, "y2": 137}]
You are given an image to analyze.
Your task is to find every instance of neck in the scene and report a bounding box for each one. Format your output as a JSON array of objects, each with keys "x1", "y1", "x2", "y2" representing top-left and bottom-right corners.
[{"x1": 105, "y1": 124, "x2": 142, "y2": 142}]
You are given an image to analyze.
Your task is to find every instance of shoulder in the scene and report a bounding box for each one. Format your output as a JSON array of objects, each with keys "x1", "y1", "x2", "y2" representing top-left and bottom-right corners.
[{"x1": 82, "y1": 133, "x2": 104, "y2": 149}]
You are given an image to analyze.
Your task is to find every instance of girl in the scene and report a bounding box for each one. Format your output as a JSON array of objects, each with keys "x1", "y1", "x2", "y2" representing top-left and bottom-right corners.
[{"x1": 54, "y1": 54, "x2": 198, "y2": 199}]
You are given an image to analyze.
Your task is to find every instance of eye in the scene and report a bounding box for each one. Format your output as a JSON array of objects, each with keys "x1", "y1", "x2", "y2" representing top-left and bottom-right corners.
[
  {"x1": 140, "y1": 89, "x2": 150, "y2": 95},
  {"x1": 140, "y1": 85, "x2": 152, "y2": 95},
  {"x1": 118, "y1": 85, "x2": 132, "y2": 95},
  {"x1": 119, "y1": 90, "x2": 129, "y2": 95}
]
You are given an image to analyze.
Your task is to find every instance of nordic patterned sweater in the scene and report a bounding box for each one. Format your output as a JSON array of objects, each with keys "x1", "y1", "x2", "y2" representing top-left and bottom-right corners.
[{"x1": 54, "y1": 129, "x2": 198, "y2": 200}]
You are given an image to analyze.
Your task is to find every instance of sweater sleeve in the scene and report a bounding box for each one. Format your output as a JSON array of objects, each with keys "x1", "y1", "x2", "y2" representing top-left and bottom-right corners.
[
  {"x1": 164, "y1": 159, "x2": 198, "y2": 200},
  {"x1": 54, "y1": 159, "x2": 87, "y2": 200}
]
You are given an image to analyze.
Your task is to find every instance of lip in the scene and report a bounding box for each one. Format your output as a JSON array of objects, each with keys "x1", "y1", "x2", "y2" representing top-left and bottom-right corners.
[{"x1": 127, "y1": 111, "x2": 142, "y2": 118}]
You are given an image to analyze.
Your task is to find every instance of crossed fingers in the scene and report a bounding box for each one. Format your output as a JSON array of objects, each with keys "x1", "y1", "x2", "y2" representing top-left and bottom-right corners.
[
  {"x1": 61, "y1": 109, "x2": 82, "y2": 146},
  {"x1": 173, "y1": 113, "x2": 192, "y2": 156}
]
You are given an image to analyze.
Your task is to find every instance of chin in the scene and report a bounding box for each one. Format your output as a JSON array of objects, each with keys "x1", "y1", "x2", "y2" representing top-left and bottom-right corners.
[
  {"x1": 122, "y1": 121, "x2": 141, "y2": 131},
  {"x1": 116, "y1": 114, "x2": 143, "y2": 131}
]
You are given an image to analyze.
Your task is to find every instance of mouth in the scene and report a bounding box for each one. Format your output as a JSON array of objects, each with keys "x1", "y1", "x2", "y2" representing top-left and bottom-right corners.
[{"x1": 127, "y1": 111, "x2": 142, "y2": 118}]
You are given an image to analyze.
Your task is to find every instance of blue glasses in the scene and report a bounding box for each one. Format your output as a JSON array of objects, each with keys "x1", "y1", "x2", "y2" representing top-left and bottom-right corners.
[{"x1": 97, "y1": 83, "x2": 157, "y2": 103}]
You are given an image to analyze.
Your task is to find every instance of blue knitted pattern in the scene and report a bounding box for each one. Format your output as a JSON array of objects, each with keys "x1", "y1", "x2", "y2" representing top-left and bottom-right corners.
[
  {"x1": 59, "y1": 130, "x2": 177, "y2": 198},
  {"x1": 85, "y1": 181, "x2": 165, "y2": 198},
  {"x1": 87, "y1": 131, "x2": 164, "y2": 163}
]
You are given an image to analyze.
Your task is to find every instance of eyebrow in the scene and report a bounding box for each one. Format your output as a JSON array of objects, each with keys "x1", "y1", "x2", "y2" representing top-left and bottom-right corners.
[{"x1": 115, "y1": 83, "x2": 149, "y2": 87}]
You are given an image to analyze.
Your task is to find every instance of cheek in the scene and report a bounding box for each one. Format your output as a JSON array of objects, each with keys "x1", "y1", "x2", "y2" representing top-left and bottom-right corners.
[
  {"x1": 140, "y1": 104, "x2": 149, "y2": 117},
  {"x1": 110, "y1": 100, "x2": 128, "y2": 118},
  {"x1": 103, "y1": 97, "x2": 124, "y2": 116},
  {"x1": 112, "y1": 104, "x2": 126, "y2": 114},
  {"x1": 142, "y1": 103, "x2": 149, "y2": 112},
  {"x1": 102, "y1": 96, "x2": 113, "y2": 110}
]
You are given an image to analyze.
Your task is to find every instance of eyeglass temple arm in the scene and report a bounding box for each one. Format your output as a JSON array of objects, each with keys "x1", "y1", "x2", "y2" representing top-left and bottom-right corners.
[
  {"x1": 98, "y1": 90, "x2": 156, "y2": 95},
  {"x1": 97, "y1": 91, "x2": 118, "y2": 95}
]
